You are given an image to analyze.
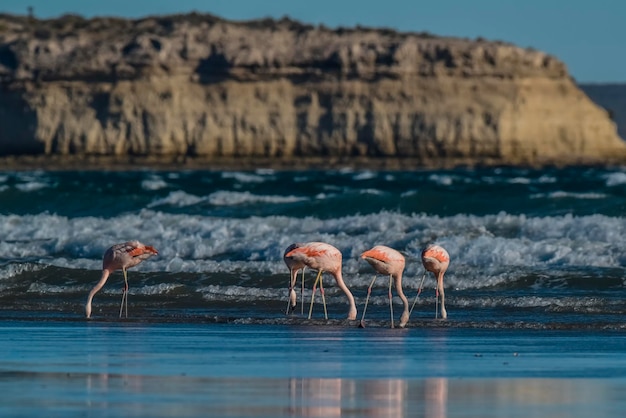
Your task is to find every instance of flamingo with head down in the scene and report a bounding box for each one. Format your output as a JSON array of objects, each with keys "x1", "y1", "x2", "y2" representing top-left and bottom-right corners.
[
  {"x1": 284, "y1": 242, "x2": 357, "y2": 320},
  {"x1": 85, "y1": 241, "x2": 158, "y2": 319},
  {"x1": 419, "y1": 244, "x2": 450, "y2": 319},
  {"x1": 359, "y1": 245, "x2": 409, "y2": 328}
]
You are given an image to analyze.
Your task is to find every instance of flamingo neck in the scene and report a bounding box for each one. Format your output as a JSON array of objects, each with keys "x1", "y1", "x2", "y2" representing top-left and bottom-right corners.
[
  {"x1": 437, "y1": 271, "x2": 445, "y2": 287},
  {"x1": 333, "y1": 271, "x2": 357, "y2": 320},
  {"x1": 394, "y1": 273, "x2": 409, "y2": 312},
  {"x1": 85, "y1": 269, "x2": 111, "y2": 318},
  {"x1": 290, "y1": 268, "x2": 299, "y2": 284}
]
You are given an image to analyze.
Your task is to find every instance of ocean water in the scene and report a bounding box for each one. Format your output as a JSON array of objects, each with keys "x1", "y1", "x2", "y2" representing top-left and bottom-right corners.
[
  {"x1": 2, "y1": 167, "x2": 626, "y2": 327},
  {"x1": 2, "y1": 166, "x2": 626, "y2": 416}
]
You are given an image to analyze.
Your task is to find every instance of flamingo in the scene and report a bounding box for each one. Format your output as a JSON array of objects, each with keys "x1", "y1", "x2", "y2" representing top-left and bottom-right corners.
[
  {"x1": 359, "y1": 245, "x2": 409, "y2": 328},
  {"x1": 85, "y1": 241, "x2": 158, "y2": 319},
  {"x1": 284, "y1": 242, "x2": 357, "y2": 320},
  {"x1": 284, "y1": 243, "x2": 307, "y2": 315},
  {"x1": 416, "y1": 244, "x2": 450, "y2": 319}
]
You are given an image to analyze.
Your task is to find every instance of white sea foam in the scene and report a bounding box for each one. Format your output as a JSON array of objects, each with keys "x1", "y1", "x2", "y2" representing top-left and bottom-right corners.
[
  {"x1": 508, "y1": 177, "x2": 531, "y2": 184},
  {"x1": 0, "y1": 262, "x2": 46, "y2": 280},
  {"x1": 15, "y1": 181, "x2": 49, "y2": 192},
  {"x1": 148, "y1": 191, "x2": 205, "y2": 208},
  {"x1": 353, "y1": 171, "x2": 377, "y2": 181},
  {"x1": 208, "y1": 191, "x2": 306, "y2": 206},
  {"x1": 13, "y1": 171, "x2": 51, "y2": 192},
  {"x1": 27, "y1": 282, "x2": 85, "y2": 294},
  {"x1": 136, "y1": 283, "x2": 184, "y2": 295},
  {"x1": 531, "y1": 191, "x2": 607, "y2": 199},
  {"x1": 199, "y1": 285, "x2": 268, "y2": 300},
  {"x1": 605, "y1": 171, "x2": 626, "y2": 186},
  {"x1": 222, "y1": 171, "x2": 269, "y2": 183},
  {"x1": 2, "y1": 211, "x2": 626, "y2": 291},
  {"x1": 452, "y1": 295, "x2": 612, "y2": 310},
  {"x1": 428, "y1": 174, "x2": 453, "y2": 186},
  {"x1": 537, "y1": 174, "x2": 557, "y2": 183},
  {"x1": 141, "y1": 176, "x2": 169, "y2": 191},
  {"x1": 482, "y1": 174, "x2": 555, "y2": 185}
]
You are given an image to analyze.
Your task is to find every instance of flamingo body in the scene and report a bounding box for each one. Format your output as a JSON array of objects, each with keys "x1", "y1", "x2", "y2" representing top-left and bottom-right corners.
[
  {"x1": 284, "y1": 242, "x2": 357, "y2": 320},
  {"x1": 421, "y1": 244, "x2": 450, "y2": 319},
  {"x1": 361, "y1": 246, "x2": 405, "y2": 278},
  {"x1": 85, "y1": 241, "x2": 158, "y2": 319},
  {"x1": 360, "y1": 245, "x2": 409, "y2": 328}
]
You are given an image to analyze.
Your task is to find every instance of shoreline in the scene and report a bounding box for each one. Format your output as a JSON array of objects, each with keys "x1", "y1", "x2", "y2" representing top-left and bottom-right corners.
[{"x1": 1, "y1": 154, "x2": 623, "y2": 171}]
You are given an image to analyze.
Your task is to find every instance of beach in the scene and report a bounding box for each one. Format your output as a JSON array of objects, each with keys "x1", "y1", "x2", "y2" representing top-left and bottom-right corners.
[
  {"x1": 2, "y1": 167, "x2": 626, "y2": 416},
  {"x1": 2, "y1": 2, "x2": 626, "y2": 416}
]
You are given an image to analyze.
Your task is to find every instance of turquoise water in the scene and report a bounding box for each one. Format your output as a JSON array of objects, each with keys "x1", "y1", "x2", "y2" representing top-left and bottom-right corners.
[{"x1": 2, "y1": 167, "x2": 626, "y2": 416}]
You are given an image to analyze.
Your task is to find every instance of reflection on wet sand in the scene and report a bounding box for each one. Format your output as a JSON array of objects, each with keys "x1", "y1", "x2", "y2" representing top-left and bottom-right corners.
[
  {"x1": 287, "y1": 377, "x2": 453, "y2": 417},
  {"x1": 284, "y1": 377, "x2": 623, "y2": 417},
  {"x1": 2, "y1": 371, "x2": 626, "y2": 417},
  {"x1": 288, "y1": 378, "x2": 409, "y2": 417},
  {"x1": 289, "y1": 378, "x2": 343, "y2": 417},
  {"x1": 425, "y1": 378, "x2": 448, "y2": 418},
  {"x1": 361, "y1": 379, "x2": 407, "y2": 417}
]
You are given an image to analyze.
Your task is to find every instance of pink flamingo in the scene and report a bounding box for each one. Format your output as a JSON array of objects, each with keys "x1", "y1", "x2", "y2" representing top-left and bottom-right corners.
[
  {"x1": 85, "y1": 241, "x2": 158, "y2": 319},
  {"x1": 360, "y1": 245, "x2": 409, "y2": 328},
  {"x1": 413, "y1": 244, "x2": 450, "y2": 319},
  {"x1": 284, "y1": 243, "x2": 307, "y2": 315},
  {"x1": 284, "y1": 242, "x2": 357, "y2": 320}
]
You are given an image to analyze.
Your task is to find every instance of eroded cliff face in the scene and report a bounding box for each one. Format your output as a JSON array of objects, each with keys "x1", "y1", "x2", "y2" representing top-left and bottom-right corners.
[{"x1": 0, "y1": 13, "x2": 623, "y2": 166}]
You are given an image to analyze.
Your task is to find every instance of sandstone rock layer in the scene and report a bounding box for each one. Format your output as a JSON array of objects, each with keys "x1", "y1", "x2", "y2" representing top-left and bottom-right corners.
[{"x1": 0, "y1": 13, "x2": 623, "y2": 166}]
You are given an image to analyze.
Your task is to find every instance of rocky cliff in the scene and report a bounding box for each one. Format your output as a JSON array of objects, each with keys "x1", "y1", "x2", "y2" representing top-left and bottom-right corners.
[{"x1": 0, "y1": 13, "x2": 624, "y2": 167}]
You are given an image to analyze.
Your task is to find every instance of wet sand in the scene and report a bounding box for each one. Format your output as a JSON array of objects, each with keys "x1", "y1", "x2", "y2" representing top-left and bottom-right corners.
[
  {"x1": 1, "y1": 321, "x2": 625, "y2": 417},
  {"x1": 3, "y1": 372, "x2": 624, "y2": 417}
]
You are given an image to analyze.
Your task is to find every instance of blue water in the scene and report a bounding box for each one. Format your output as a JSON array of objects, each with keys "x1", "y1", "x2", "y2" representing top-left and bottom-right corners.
[
  {"x1": 2, "y1": 167, "x2": 626, "y2": 416},
  {"x1": 2, "y1": 321, "x2": 626, "y2": 417}
]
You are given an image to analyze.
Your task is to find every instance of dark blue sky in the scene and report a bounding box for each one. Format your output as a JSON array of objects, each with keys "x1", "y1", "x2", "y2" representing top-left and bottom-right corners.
[{"x1": 3, "y1": 0, "x2": 623, "y2": 83}]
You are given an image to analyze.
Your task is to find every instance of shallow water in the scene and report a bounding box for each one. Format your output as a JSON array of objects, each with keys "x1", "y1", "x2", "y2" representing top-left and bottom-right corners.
[
  {"x1": 2, "y1": 321, "x2": 626, "y2": 417},
  {"x1": 2, "y1": 167, "x2": 626, "y2": 415}
]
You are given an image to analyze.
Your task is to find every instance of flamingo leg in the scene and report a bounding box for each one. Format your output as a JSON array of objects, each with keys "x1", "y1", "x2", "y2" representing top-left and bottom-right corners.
[
  {"x1": 388, "y1": 274, "x2": 394, "y2": 329},
  {"x1": 286, "y1": 268, "x2": 297, "y2": 315},
  {"x1": 409, "y1": 273, "x2": 426, "y2": 316},
  {"x1": 438, "y1": 275, "x2": 447, "y2": 319},
  {"x1": 435, "y1": 285, "x2": 439, "y2": 319},
  {"x1": 119, "y1": 268, "x2": 129, "y2": 318},
  {"x1": 300, "y1": 268, "x2": 305, "y2": 315},
  {"x1": 285, "y1": 270, "x2": 291, "y2": 315},
  {"x1": 359, "y1": 275, "x2": 377, "y2": 328},
  {"x1": 308, "y1": 270, "x2": 323, "y2": 319},
  {"x1": 319, "y1": 275, "x2": 328, "y2": 320}
]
